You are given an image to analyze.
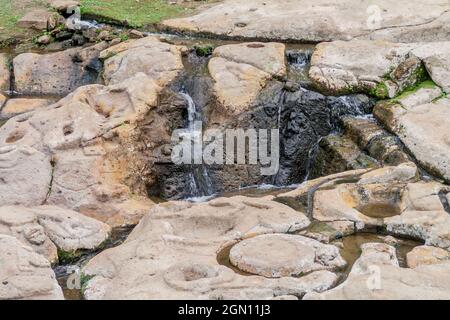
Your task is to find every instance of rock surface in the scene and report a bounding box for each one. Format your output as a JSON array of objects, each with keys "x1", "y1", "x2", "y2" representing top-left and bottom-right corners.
[
  {"x1": 304, "y1": 243, "x2": 450, "y2": 299},
  {"x1": 374, "y1": 96, "x2": 450, "y2": 182},
  {"x1": 309, "y1": 40, "x2": 450, "y2": 97},
  {"x1": 78, "y1": 196, "x2": 344, "y2": 300},
  {"x1": 0, "y1": 206, "x2": 111, "y2": 263},
  {"x1": 0, "y1": 235, "x2": 63, "y2": 300},
  {"x1": 161, "y1": 0, "x2": 450, "y2": 43},
  {"x1": 407, "y1": 246, "x2": 450, "y2": 268},
  {"x1": 229, "y1": 234, "x2": 346, "y2": 277},
  {"x1": 0, "y1": 37, "x2": 187, "y2": 226},
  {"x1": 101, "y1": 36, "x2": 186, "y2": 87},
  {"x1": 17, "y1": 9, "x2": 60, "y2": 31},
  {"x1": 0, "y1": 53, "x2": 9, "y2": 92},
  {"x1": 0, "y1": 98, "x2": 52, "y2": 120},
  {"x1": 13, "y1": 42, "x2": 108, "y2": 96},
  {"x1": 208, "y1": 42, "x2": 286, "y2": 115}
]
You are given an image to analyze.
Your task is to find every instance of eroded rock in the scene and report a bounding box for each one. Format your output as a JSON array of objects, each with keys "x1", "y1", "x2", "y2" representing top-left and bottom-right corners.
[
  {"x1": 1, "y1": 37, "x2": 186, "y2": 226},
  {"x1": 304, "y1": 243, "x2": 450, "y2": 299},
  {"x1": 161, "y1": 0, "x2": 450, "y2": 43},
  {"x1": 0, "y1": 53, "x2": 10, "y2": 92},
  {"x1": 208, "y1": 42, "x2": 286, "y2": 115},
  {"x1": 374, "y1": 97, "x2": 450, "y2": 182},
  {"x1": 309, "y1": 40, "x2": 450, "y2": 97},
  {"x1": 0, "y1": 235, "x2": 63, "y2": 300},
  {"x1": 0, "y1": 206, "x2": 111, "y2": 263},
  {"x1": 78, "y1": 196, "x2": 342, "y2": 300},
  {"x1": 229, "y1": 234, "x2": 346, "y2": 277},
  {"x1": 407, "y1": 246, "x2": 450, "y2": 269},
  {"x1": 0, "y1": 98, "x2": 52, "y2": 120},
  {"x1": 13, "y1": 42, "x2": 108, "y2": 96}
]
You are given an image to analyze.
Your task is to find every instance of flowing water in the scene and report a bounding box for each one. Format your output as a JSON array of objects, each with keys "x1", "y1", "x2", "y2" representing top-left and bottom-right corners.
[{"x1": 179, "y1": 91, "x2": 215, "y2": 198}]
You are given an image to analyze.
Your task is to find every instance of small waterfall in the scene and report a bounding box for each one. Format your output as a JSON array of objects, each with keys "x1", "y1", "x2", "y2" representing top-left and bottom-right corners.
[
  {"x1": 303, "y1": 137, "x2": 323, "y2": 182},
  {"x1": 179, "y1": 91, "x2": 214, "y2": 199}
]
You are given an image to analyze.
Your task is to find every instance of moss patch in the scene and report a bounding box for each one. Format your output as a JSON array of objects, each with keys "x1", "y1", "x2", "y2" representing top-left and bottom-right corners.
[
  {"x1": 80, "y1": 0, "x2": 188, "y2": 28},
  {"x1": 369, "y1": 82, "x2": 389, "y2": 99},
  {"x1": 392, "y1": 80, "x2": 438, "y2": 101}
]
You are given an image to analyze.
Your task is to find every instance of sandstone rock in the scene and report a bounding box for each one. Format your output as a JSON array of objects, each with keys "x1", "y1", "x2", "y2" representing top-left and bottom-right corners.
[
  {"x1": 80, "y1": 196, "x2": 334, "y2": 300},
  {"x1": 407, "y1": 246, "x2": 450, "y2": 269},
  {"x1": 229, "y1": 234, "x2": 346, "y2": 277},
  {"x1": 374, "y1": 97, "x2": 450, "y2": 182},
  {"x1": 101, "y1": 36, "x2": 186, "y2": 86},
  {"x1": 304, "y1": 243, "x2": 450, "y2": 300},
  {"x1": 357, "y1": 162, "x2": 417, "y2": 185},
  {"x1": 385, "y1": 210, "x2": 450, "y2": 251},
  {"x1": 0, "y1": 235, "x2": 63, "y2": 300},
  {"x1": 161, "y1": 0, "x2": 450, "y2": 43},
  {"x1": 13, "y1": 42, "x2": 108, "y2": 96},
  {"x1": 0, "y1": 94, "x2": 6, "y2": 110},
  {"x1": 0, "y1": 53, "x2": 10, "y2": 92},
  {"x1": 208, "y1": 42, "x2": 286, "y2": 115},
  {"x1": 1, "y1": 38, "x2": 186, "y2": 226},
  {"x1": 309, "y1": 40, "x2": 450, "y2": 97},
  {"x1": 17, "y1": 9, "x2": 60, "y2": 31},
  {"x1": 0, "y1": 206, "x2": 111, "y2": 263},
  {"x1": 47, "y1": 0, "x2": 80, "y2": 12},
  {"x1": 0, "y1": 98, "x2": 52, "y2": 120}
]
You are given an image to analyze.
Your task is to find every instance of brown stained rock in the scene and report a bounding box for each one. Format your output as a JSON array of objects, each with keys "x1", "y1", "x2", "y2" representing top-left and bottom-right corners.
[{"x1": 0, "y1": 98, "x2": 52, "y2": 120}]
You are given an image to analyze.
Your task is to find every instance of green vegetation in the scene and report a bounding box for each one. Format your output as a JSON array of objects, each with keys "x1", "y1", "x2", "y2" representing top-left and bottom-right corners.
[
  {"x1": 369, "y1": 82, "x2": 389, "y2": 99},
  {"x1": 0, "y1": 1, "x2": 21, "y2": 33},
  {"x1": 194, "y1": 44, "x2": 215, "y2": 57},
  {"x1": 392, "y1": 79, "x2": 438, "y2": 101},
  {"x1": 57, "y1": 248, "x2": 81, "y2": 264},
  {"x1": 80, "y1": 0, "x2": 188, "y2": 28}
]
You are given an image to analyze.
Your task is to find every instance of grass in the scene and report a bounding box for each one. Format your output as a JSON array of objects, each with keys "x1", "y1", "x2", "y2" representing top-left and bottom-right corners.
[
  {"x1": 0, "y1": 1, "x2": 22, "y2": 34},
  {"x1": 80, "y1": 0, "x2": 190, "y2": 28}
]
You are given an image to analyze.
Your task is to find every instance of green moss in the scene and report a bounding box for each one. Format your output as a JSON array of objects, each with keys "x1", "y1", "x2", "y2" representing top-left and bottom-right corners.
[
  {"x1": 194, "y1": 44, "x2": 214, "y2": 57},
  {"x1": 57, "y1": 248, "x2": 81, "y2": 264},
  {"x1": 80, "y1": 0, "x2": 188, "y2": 28},
  {"x1": 391, "y1": 80, "x2": 438, "y2": 102},
  {"x1": 369, "y1": 82, "x2": 389, "y2": 99},
  {"x1": 80, "y1": 273, "x2": 95, "y2": 294}
]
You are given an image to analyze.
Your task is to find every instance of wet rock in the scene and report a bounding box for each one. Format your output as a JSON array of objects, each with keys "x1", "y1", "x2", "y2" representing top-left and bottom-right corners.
[
  {"x1": 101, "y1": 36, "x2": 186, "y2": 86},
  {"x1": 374, "y1": 96, "x2": 450, "y2": 182},
  {"x1": 0, "y1": 206, "x2": 111, "y2": 263},
  {"x1": 309, "y1": 40, "x2": 450, "y2": 97},
  {"x1": 0, "y1": 235, "x2": 63, "y2": 300},
  {"x1": 312, "y1": 133, "x2": 380, "y2": 178},
  {"x1": 407, "y1": 246, "x2": 450, "y2": 269},
  {"x1": 161, "y1": 0, "x2": 450, "y2": 43},
  {"x1": 13, "y1": 42, "x2": 107, "y2": 96},
  {"x1": 80, "y1": 196, "x2": 331, "y2": 300},
  {"x1": 304, "y1": 243, "x2": 450, "y2": 299},
  {"x1": 1, "y1": 38, "x2": 187, "y2": 226},
  {"x1": 208, "y1": 42, "x2": 286, "y2": 115},
  {"x1": 0, "y1": 98, "x2": 52, "y2": 120},
  {"x1": 229, "y1": 234, "x2": 346, "y2": 277},
  {"x1": 0, "y1": 53, "x2": 10, "y2": 92}
]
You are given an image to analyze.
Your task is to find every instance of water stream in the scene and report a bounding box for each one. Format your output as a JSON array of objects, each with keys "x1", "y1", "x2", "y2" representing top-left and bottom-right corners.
[{"x1": 179, "y1": 91, "x2": 215, "y2": 199}]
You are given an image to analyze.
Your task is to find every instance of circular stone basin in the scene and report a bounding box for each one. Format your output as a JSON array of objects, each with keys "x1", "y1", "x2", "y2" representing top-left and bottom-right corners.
[
  {"x1": 357, "y1": 202, "x2": 402, "y2": 218},
  {"x1": 229, "y1": 234, "x2": 346, "y2": 278}
]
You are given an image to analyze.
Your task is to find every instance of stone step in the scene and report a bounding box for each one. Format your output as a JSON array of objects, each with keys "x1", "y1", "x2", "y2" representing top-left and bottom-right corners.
[
  {"x1": 312, "y1": 132, "x2": 380, "y2": 178},
  {"x1": 342, "y1": 116, "x2": 410, "y2": 166}
]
